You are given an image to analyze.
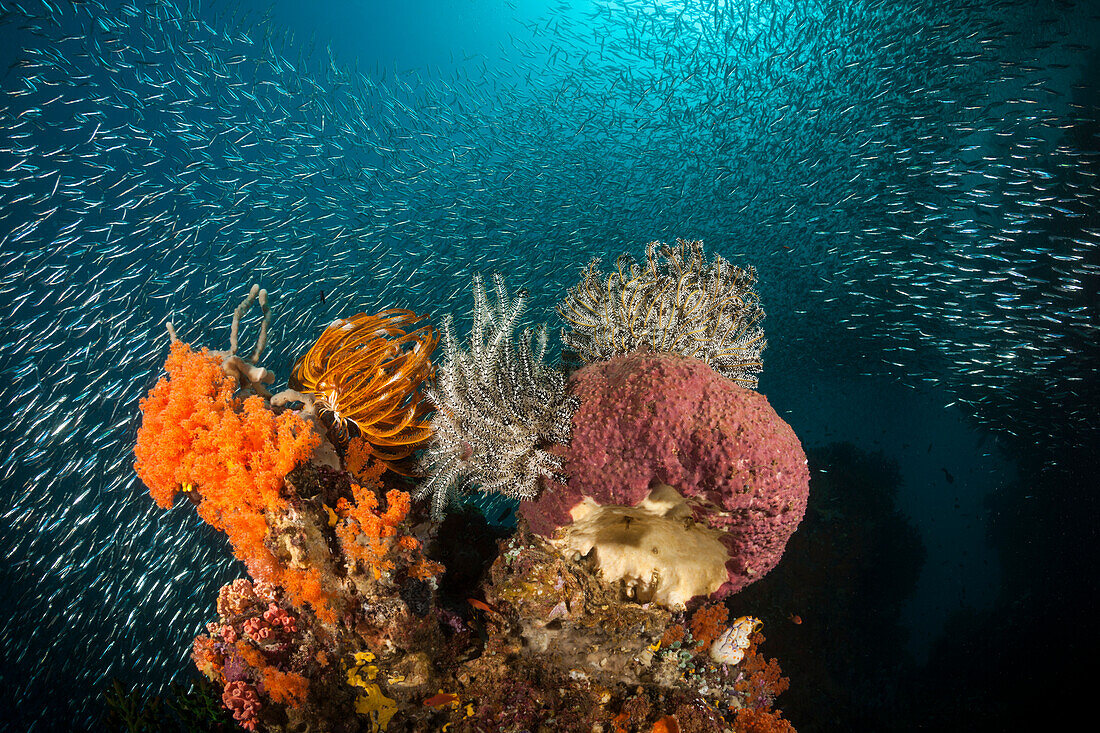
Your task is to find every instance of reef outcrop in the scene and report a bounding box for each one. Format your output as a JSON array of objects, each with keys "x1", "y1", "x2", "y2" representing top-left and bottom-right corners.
[{"x1": 134, "y1": 241, "x2": 808, "y2": 731}]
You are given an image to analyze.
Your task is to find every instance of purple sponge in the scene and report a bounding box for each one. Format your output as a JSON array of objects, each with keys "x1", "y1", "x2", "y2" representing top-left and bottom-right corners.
[{"x1": 521, "y1": 350, "x2": 809, "y2": 598}]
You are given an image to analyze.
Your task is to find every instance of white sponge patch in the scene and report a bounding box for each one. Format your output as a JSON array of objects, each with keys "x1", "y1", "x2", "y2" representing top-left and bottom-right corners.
[{"x1": 552, "y1": 483, "x2": 730, "y2": 609}]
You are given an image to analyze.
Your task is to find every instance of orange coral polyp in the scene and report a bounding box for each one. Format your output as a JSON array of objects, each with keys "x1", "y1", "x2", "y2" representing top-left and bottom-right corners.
[{"x1": 293, "y1": 310, "x2": 437, "y2": 471}]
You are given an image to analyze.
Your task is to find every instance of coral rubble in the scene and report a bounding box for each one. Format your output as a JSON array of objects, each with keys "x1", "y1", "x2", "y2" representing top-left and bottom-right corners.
[{"x1": 135, "y1": 244, "x2": 807, "y2": 731}]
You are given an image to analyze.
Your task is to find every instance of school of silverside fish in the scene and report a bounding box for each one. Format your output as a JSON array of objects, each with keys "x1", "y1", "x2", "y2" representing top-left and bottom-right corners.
[{"x1": 0, "y1": 0, "x2": 1096, "y2": 726}]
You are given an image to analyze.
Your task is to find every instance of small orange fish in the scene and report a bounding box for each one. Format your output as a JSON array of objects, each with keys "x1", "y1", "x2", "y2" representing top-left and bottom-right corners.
[
  {"x1": 423, "y1": 692, "x2": 460, "y2": 708},
  {"x1": 787, "y1": 613, "x2": 802, "y2": 625},
  {"x1": 467, "y1": 598, "x2": 496, "y2": 614}
]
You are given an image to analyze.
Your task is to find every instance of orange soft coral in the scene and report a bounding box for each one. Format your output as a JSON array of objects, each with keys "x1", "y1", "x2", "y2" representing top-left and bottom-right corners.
[
  {"x1": 292, "y1": 310, "x2": 436, "y2": 470},
  {"x1": 135, "y1": 340, "x2": 318, "y2": 511},
  {"x1": 333, "y1": 457, "x2": 443, "y2": 583},
  {"x1": 651, "y1": 716, "x2": 681, "y2": 733},
  {"x1": 733, "y1": 633, "x2": 791, "y2": 712},
  {"x1": 346, "y1": 438, "x2": 387, "y2": 487},
  {"x1": 230, "y1": 640, "x2": 309, "y2": 708},
  {"x1": 135, "y1": 340, "x2": 324, "y2": 613},
  {"x1": 731, "y1": 709, "x2": 797, "y2": 733},
  {"x1": 689, "y1": 602, "x2": 730, "y2": 650},
  {"x1": 336, "y1": 482, "x2": 412, "y2": 580},
  {"x1": 660, "y1": 623, "x2": 687, "y2": 648},
  {"x1": 261, "y1": 668, "x2": 309, "y2": 708},
  {"x1": 135, "y1": 341, "x2": 235, "y2": 510}
]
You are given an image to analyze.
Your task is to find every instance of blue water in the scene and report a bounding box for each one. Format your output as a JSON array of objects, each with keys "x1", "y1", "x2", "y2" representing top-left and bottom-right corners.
[{"x1": 0, "y1": 0, "x2": 1096, "y2": 729}]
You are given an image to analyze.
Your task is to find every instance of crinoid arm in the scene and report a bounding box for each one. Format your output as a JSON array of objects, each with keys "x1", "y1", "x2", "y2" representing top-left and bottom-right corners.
[
  {"x1": 414, "y1": 275, "x2": 577, "y2": 519},
  {"x1": 557, "y1": 239, "x2": 767, "y2": 388},
  {"x1": 291, "y1": 309, "x2": 437, "y2": 472}
]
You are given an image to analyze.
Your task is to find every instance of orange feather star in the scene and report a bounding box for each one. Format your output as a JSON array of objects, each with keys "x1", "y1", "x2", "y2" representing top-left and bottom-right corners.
[{"x1": 292, "y1": 310, "x2": 437, "y2": 473}]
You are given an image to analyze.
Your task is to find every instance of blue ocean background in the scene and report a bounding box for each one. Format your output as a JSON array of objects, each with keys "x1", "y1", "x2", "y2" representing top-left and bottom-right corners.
[{"x1": 0, "y1": 0, "x2": 1096, "y2": 729}]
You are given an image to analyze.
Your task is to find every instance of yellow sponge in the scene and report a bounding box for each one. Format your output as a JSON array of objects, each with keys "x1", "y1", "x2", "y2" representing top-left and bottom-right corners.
[{"x1": 553, "y1": 483, "x2": 729, "y2": 608}]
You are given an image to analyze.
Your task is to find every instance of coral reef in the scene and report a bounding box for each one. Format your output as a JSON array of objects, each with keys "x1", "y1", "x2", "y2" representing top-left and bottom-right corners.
[
  {"x1": 413, "y1": 273, "x2": 577, "y2": 518},
  {"x1": 441, "y1": 526, "x2": 794, "y2": 732},
  {"x1": 558, "y1": 239, "x2": 766, "y2": 389},
  {"x1": 136, "y1": 288, "x2": 450, "y2": 722},
  {"x1": 290, "y1": 310, "x2": 437, "y2": 468},
  {"x1": 184, "y1": 458, "x2": 449, "y2": 731},
  {"x1": 520, "y1": 350, "x2": 809, "y2": 599},
  {"x1": 135, "y1": 260, "x2": 805, "y2": 730}
]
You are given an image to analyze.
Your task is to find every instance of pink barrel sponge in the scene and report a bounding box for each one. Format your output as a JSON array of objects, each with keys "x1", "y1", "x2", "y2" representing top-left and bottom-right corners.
[{"x1": 520, "y1": 350, "x2": 809, "y2": 598}]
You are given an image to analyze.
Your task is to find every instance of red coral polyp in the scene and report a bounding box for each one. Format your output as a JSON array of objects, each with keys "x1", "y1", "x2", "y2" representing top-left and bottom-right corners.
[
  {"x1": 243, "y1": 603, "x2": 298, "y2": 642},
  {"x1": 222, "y1": 680, "x2": 262, "y2": 731},
  {"x1": 263, "y1": 603, "x2": 298, "y2": 633}
]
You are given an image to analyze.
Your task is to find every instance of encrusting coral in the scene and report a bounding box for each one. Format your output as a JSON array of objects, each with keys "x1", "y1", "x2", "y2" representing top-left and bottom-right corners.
[
  {"x1": 558, "y1": 239, "x2": 767, "y2": 389},
  {"x1": 413, "y1": 273, "x2": 577, "y2": 518},
  {"x1": 139, "y1": 288, "x2": 442, "y2": 617},
  {"x1": 184, "y1": 453, "x2": 447, "y2": 731},
  {"x1": 462, "y1": 527, "x2": 795, "y2": 732}
]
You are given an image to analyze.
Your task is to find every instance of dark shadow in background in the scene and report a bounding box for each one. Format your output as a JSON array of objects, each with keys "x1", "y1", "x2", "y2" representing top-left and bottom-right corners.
[
  {"x1": 730, "y1": 442, "x2": 925, "y2": 732},
  {"x1": 904, "y1": 37, "x2": 1099, "y2": 732}
]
